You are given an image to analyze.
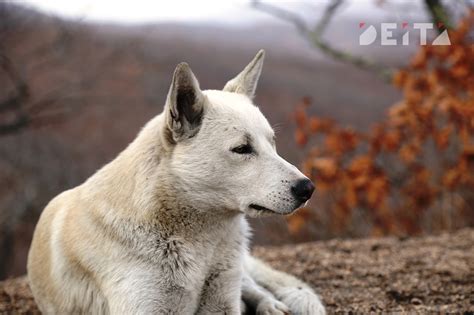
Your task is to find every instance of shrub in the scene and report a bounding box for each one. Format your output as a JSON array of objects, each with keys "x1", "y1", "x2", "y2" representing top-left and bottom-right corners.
[{"x1": 289, "y1": 12, "x2": 474, "y2": 238}]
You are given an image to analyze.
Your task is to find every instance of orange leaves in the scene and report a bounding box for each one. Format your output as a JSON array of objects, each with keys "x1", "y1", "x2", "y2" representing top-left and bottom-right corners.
[
  {"x1": 434, "y1": 126, "x2": 452, "y2": 150},
  {"x1": 399, "y1": 143, "x2": 419, "y2": 163},
  {"x1": 392, "y1": 70, "x2": 408, "y2": 88},
  {"x1": 347, "y1": 156, "x2": 389, "y2": 209},
  {"x1": 344, "y1": 185, "x2": 358, "y2": 208},
  {"x1": 294, "y1": 128, "x2": 308, "y2": 147},
  {"x1": 294, "y1": 99, "x2": 314, "y2": 147},
  {"x1": 383, "y1": 130, "x2": 401, "y2": 152},
  {"x1": 294, "y1": 105, "x2": 308, "y2": 129},
  {"x1": 450, "y1": 63, "x2": 469, "y2": 79},
  {"x1": 309, "y1": 117, "x2": 334, "y2": 133},
  {"x1": 388, "y1": 102, "x2": 408, "y2": 127},
  {"x1": 443, "y1": 146, "x2": 474, "y2": 189},
  {"x1": 288, "y1": 13, "x2": 474, "y2": 237},
  {"x1": 462, "y1": 145, "x2": 474, "y2": 161},
  {"x1": 366, "y1": 176, "x2": 389, "y2": 208},
  {"x1": 403, "y1": 166, "x2": 437, "y2": 211},
  {"x1": 348, "y1": 155, "x2": 372, "y2": 177},
  {"x1": 443, "y1": 168, "x2": 462, "y2": 190},
  {"x1": 328, "y1": 129, "x2": 359, "y2": 156},
  {"x1": 293, "y1": 102, "x2": 336, "y2": 148},
  {"x1": 312, "y1": 158, "x2": 338, "y2": 181},
  {"x1": 324, "y1": 133, "x2": 347, "y2": 157}
]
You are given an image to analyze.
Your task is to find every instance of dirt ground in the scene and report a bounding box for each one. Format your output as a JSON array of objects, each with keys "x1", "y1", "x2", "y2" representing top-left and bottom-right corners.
[{"x1": 1, "y1": 229, "x2": 473, "y2": 314}]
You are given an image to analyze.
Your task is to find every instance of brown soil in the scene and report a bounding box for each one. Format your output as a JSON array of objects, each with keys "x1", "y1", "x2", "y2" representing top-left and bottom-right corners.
[
  {"x1": 0, "y1": 276, "x2": 38, "y2": 315},
  {"x1": 1, "y1": 229, "x2": 473, "y2": 314}
]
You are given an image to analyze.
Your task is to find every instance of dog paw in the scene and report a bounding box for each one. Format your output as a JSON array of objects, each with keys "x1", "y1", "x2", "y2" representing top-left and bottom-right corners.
[
  {"x1": 275, "y1": 287, "x2": 326, "y2": 315},
  {"x1": 256, "y1": 297, "x2": 290, "y2": 315}
]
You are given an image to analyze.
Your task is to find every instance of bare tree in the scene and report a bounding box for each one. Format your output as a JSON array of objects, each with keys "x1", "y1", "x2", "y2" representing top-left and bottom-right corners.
[
  {"x1": 251, "y1": 0, "x2": 393, "y2": 81},
  {"x1": 0, "y1": 12, "x2": 82, "y2": 136},
  {"x1": 0, "y1": 49, "x2": 30, "y2": 134},
  {"x1": 252, "y1": 0, "x2": 467, "y2": 81},
  {"x1": 0, "y1": 3, "x2": 126, "y2": 136}
]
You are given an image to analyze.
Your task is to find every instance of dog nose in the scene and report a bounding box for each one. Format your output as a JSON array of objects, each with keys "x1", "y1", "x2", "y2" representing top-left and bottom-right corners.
[{"x1": 291, "y1": 178, "x2": 315, "y2": 202}]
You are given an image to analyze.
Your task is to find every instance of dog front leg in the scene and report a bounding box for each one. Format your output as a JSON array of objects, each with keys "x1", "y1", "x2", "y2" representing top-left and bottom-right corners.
[
  {"x1": 196, "y1": 267, "x2": 242, "y2": 315},
  {"x1": 107, "y1": 283, "x2": 198, "y2": 315},
  {"x1": 241, "y1": 269, "x2": 289, "y2": 315},
  {"x1": 102, "y1": 264, "x2": 200, "y2": 315},
  {"x1": 244, "y1": 254, "x2": 326, "y2": 315}
]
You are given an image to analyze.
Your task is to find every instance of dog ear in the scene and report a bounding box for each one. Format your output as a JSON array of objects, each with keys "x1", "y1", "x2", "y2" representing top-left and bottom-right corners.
[
  {"x1": 165, "y1": 62, "x2": 205, "y2": 142},
  {"x1": 223, "y1": 49, "x2": 265, "y2": 99}
]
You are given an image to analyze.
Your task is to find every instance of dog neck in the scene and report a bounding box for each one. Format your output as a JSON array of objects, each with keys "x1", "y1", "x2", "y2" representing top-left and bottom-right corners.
[{"x1": 82, "y1": 114, "x2": 242, "y2": 234}]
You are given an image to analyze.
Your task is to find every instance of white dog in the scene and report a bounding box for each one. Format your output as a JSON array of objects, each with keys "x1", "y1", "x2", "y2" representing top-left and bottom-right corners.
[{"x1": 27, "y1": 50, "x2": 326, "y2": 314}]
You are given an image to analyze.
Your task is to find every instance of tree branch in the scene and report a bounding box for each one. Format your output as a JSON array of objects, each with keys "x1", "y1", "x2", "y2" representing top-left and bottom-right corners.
[
  {"x1": 0, "y1": 19, "x2": 84, "y2": 136},
  {"x1": 251, "y1": 0, "x2": 309, "y2": 33},
  {"x1": 313, "y1": 0, "x2": 344, "y2": 38},
  {"x1": 0, "y1": 50, "x2": 29, "y2": 111},
  {"x1": 252, "y1": 0, "x2": 393, "y2": 81},
  {"x1": 425, "y1": 0, "x2": 452, "y2": 33},
  {"x1": 0, "y1": 113, "x2": 29, "y2": 135}
]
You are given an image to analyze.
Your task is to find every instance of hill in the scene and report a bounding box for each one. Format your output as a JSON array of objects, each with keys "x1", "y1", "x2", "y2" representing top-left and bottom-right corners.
[
  {"x1": 0, "y1": 2, "x2": 411, "y2": 278},
  {"x1": 1, "y1": 228, "x2": 473, "y2": 313}
]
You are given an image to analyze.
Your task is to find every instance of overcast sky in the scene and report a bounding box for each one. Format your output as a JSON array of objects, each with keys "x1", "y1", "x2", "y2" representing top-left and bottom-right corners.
[{"x1": 15, "y1": 0, "x2": 427, "y2": 25}]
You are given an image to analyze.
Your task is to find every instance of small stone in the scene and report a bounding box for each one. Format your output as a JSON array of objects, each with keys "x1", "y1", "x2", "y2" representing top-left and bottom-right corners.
[{"x1": 411, "y1": 298, "x2": 423, "y2": 305}]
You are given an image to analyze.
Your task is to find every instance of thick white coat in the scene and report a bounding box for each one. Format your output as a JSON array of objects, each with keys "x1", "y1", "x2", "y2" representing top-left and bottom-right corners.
[{"x1": 27, "y1": 50, "x2": 325, "y2": 314}]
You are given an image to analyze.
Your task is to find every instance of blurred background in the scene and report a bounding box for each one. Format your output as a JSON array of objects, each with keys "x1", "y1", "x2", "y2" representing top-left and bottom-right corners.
[{"x1": 0, "y1": 0, "x2": 473, "y2": 279}]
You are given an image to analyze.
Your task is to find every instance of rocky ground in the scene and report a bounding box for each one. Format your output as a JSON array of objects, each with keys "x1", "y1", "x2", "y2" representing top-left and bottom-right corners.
[{"x1": 1, "y1": 229, "x2": 473, "y2": 314}]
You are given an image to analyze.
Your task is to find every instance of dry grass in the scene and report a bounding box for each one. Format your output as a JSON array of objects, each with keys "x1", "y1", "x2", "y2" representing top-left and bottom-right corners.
[{"x1": 1, "y1": 228, "x2": 473, "y2": 314}]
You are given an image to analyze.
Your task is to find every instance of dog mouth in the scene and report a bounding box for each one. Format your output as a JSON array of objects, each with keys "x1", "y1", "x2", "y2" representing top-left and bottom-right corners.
[
  {"x1": 249, "y1": 204, "x2": 278, "y2": 214},
  {"x1": 248, "y1": 200, "x2": 308, "y2": 216}
]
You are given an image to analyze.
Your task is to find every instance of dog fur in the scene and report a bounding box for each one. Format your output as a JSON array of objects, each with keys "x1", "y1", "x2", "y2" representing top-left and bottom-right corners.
[{"x1": 27, "y1": 50, "x2": 326, "y2": 314}]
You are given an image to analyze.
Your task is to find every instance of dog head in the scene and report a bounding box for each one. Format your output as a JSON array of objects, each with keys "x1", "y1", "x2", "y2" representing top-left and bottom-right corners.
[{"x1": 163, "y1": 50, "x2": 314, "y2": 217}]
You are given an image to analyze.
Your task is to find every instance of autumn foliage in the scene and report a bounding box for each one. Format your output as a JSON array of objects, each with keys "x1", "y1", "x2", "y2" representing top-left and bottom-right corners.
[{"x1": 289, "y1": 13, "x2": 474, "y2": 238}]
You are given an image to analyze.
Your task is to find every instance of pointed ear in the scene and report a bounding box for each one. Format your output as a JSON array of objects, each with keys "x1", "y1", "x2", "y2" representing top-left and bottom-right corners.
[
  {"x1": 223, "y1": 49, "x2": 265, "y2": 99},
  {"x1": 165, "y1": 62, "x2": 205, "y2": 142}
]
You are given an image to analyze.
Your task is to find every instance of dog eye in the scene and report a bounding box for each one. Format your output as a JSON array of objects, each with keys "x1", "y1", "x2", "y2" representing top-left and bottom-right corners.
[{"x1": 231, "y1": 144, "x2": 253, "y2": 154}]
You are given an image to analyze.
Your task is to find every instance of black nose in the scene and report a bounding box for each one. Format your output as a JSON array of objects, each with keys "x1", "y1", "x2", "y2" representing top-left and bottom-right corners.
[{"x1": 291, "y1": 178, "x2": 315, "y2": 202}]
